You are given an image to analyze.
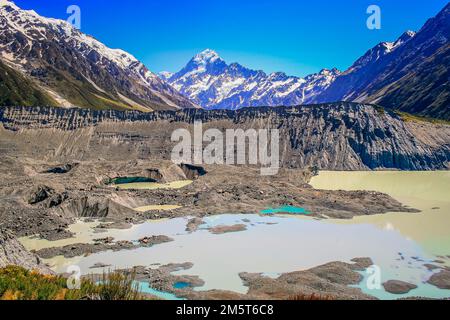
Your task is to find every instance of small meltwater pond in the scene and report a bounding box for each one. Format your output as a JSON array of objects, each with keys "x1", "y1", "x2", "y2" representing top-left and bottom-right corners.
[
  {"x1": 114, "y1": 180, "x2": 193, "y2": 190},
  {"x1": 134, "y1": 205, "x2": 182, "y2": 212},
  {"x1": 135, "y1": 281, "x2": 185, "y2": 300},
  {"x1": 260, "y1": 206, "x2": 310, "y2": 215},
  {"x1": 20, "y1": 171, "x2": 450, "y2": 300}
]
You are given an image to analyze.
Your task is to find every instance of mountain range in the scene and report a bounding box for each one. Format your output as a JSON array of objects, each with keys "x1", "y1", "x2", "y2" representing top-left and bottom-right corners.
[
  {"x1": 0, "y1": 0, "x2": 448, "y2": 119},
  {"x1": 159, "y1": 49, "x2": 341, "y2": 110},
  {"x1": 161, "y1": 3, "x2": 449, "y2": 119}
]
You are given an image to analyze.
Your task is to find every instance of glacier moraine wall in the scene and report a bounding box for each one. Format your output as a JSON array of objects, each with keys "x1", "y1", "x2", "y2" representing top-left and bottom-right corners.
[{"x1": 0, "y1": 103, "x2": 449, "y2": 170}]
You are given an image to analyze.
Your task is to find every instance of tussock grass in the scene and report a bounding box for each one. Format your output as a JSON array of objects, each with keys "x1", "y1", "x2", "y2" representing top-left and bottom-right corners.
[
  {"x1": 395, "y1": 110, "x2": 450, "y2": 125},
  {"x1": 288, "y1": 293, "x2": 334, "y2": 300},
  {"x1": 0, "y1": 266, "x2": 142, "y2": 300}
]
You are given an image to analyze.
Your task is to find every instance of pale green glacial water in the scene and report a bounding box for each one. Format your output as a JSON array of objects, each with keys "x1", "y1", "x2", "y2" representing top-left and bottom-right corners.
[{"x1": 21, "y1": 171, "x2": 450, "y2": 299}]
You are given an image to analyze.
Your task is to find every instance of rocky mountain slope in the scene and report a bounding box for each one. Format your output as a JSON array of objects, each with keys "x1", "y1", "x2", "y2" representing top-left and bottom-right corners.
[
  {"x1": 1, "y1": 103, "x2": 449, "y2": 170},
  {"x1": 160, "y1": 49, "x2": 340, "y2": 110},
  {"x1": 314, "y1": 3, "x2": 450, "y2": 120},
  {"x1": 0, "y1": 59, "x2": 56, "y2": 106},
  {"x1": 0, "y1": 0, "x2": 196, "y2": 111}
]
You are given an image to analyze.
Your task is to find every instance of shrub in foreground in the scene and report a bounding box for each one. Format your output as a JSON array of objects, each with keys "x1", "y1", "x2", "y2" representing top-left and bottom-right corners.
[{"x1": 0, "y1": 266, "x2": 142, "y2": 300}]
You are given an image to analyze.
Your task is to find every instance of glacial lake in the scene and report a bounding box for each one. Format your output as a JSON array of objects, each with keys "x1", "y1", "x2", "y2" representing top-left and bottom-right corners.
[{"x1": 20, "y1": 171, "x2": 450, "y2": 300}]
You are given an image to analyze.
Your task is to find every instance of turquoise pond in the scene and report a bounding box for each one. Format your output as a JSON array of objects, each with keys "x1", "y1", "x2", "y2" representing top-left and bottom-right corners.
[
  {"x1": 97, "y1": 280, "x2": 183, "y2": 300},
  {"x1": 260, "y1": 206, "x2": 310, "y2": 215},
  {"x1": 173, "y1": 282, "x2": 190, "y2": 289},
  {"x1": 134, "y1": 281, "x2": 185, "y2": 300}
]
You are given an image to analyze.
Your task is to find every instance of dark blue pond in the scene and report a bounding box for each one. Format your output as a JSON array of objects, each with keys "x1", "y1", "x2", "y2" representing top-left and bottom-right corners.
[{"x1": 110, "y1": 177, "x2": 156, "y2": 185}]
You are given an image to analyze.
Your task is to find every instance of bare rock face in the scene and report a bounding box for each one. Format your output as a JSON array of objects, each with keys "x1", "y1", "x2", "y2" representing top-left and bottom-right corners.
[
  {"x1": 27, "y1": 185, "x2": 53, "y2": 205},
  {"x1": 0, "y1": 229, "x2": 53, "y2": 274},
  {"x1": 44, "y1": 163, "x2": 79, "y2": 174},
  {"x1": 58, "y1": 196, "x2": 137, "y2": 219},
  {"x1": 144, "y1": 164, "x2": 188, "y2": 183},
  {"x1": 179, "y1": 164, "x2": 207, "y2": 180},
  {"x1": 383, "y1": 280, "x2": 418, "y2": 294}
]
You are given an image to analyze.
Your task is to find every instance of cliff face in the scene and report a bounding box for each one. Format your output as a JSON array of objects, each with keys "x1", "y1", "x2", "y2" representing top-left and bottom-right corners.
[
  {"x1": 0, "y1": 103, "x2": 449, "y2": 170},
  {"x1": 0, "y1": 229, "x2": 53, "y2": 274}
]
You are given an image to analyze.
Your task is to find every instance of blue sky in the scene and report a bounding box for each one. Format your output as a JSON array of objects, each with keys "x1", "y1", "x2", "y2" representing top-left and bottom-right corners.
[{"x1": 14, "y1": 0, "x2": 448, "y2": 77}]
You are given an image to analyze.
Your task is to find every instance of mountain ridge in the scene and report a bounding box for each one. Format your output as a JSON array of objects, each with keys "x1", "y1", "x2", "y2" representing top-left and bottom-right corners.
[
  {"x1": 313, "y1": 3, "x2": 450, "y2": 120},
  {"x1": 0, "y1": 0, "x2": 197, "y2": 111}
]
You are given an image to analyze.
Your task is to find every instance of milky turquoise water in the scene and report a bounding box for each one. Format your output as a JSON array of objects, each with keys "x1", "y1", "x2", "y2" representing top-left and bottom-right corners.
[
  {"x1": 21, "y1": 171, "x2": 450, "y2": 300},
  {"x1": 134, "y1": 281, "x2": 185, "y2": 300},
  {"x1": 260, "y1": 206, "x2": 310, "y2": 215},
  {"x1": 310, "y1": 171, "x2": 450, "y2": 299}
]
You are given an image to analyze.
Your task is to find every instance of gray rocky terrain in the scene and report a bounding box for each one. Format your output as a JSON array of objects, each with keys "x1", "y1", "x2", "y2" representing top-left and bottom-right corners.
[{"x1": 0, "y1": 103, "x2": 449, "y2": 299}]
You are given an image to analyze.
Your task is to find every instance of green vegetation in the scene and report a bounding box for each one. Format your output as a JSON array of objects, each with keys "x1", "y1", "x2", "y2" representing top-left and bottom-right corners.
[
  {"x1": 41, "y1": 63, "x2": 157, "y2": 112},
  {"x1": 288, "y1": 293, "x2": 334, "y2": 300},
  {"x1": 0, "y1": 266, "x2": 143, "y2": 300},
  {"x1": 0, "y1": 60, "x2": 155, "y2": 111},
  {"x1": 395, "y1": 110, "x2": 450, "y2": 125},
  {"x1": 0, "y1": 60, "x2": 57, "y2": 107}
]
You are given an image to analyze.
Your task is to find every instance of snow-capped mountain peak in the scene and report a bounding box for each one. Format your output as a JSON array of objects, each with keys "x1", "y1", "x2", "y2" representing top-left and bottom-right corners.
[
  {"x1": 0, "y1": 0, "x2": 196, "y2": 110},
  {"x1": 161, "y1": 50, "x2": 340, "y2": 110},
  {"x1": 393, "y1": 30, "x2": 416, "y2": 47},
  {"x1": 193, "y1": 49, "x2": 221, "y2": 64},
  {"x1": 0, "y1": 0, "x2": 143, "y2": 72},
  {"x1": 158, "y1": 71, "x2": 174, "y2": 81},
  {"x1": 348, "y1": 30, "x2": 416, "y2": 73}
]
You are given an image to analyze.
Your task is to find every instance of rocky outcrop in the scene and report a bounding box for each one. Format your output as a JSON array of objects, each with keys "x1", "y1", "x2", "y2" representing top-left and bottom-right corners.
[
  {"x1": 27, "y1": 185, "x2": 53, "y2": 205},
  {"x1": 427, "y1": 270, "x2": 450, "y2": 289},
  {"x1": 208, "y1": 224, "x2": 247, "y2": 235},
  {"x1": 1, "y1": 103, "x2": 449, "y2": 170},
  {"x1": 138, "y1": 235, "x2": 173, "y2": 246},
  {"x1": 58, "y1": 197, "x2": 137, "y2": 219},
  {"x1": 185, "y1": 218, "x2": 204, "y2": 233},
  {"x1": 179, "y1": 164, "x2": 207, "y2": 180},
  {"x1": 383, "y1": 280, "x2": 418, "y2": 294},
  {"x1": 0, "y1": 229, "x2": 53, "y2": 274},
  {"x1": 239, "y1": 258, "x2": 376, "y2": 300},
  {"x1": 44, "y1": 163, "x2": 79, "y2": 174},
  {"x1": 35, "y1": 235, "x2": 173, "y2": 259}
]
